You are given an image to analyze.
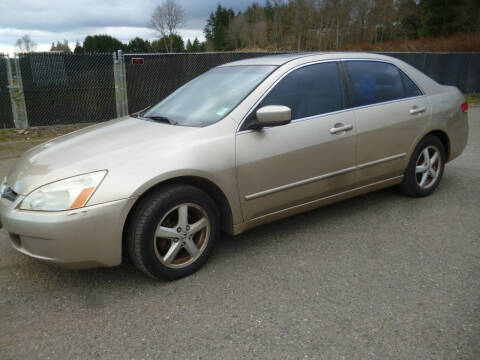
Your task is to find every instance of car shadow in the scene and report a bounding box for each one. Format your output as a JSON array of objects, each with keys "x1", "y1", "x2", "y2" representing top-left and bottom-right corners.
[{"x1": 11, "y1": 174, "x2": 457, "y2": 294}]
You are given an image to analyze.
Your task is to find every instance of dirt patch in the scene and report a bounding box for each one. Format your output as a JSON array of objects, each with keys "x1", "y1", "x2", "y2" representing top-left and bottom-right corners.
[{"x1": 0, "y1": 123, "x2": 94, "y2": 159}]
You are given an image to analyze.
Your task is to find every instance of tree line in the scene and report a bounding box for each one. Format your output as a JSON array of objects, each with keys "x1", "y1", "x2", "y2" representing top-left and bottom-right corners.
[
  {"x1": 67, "y1": 35, "x2": 205, "y2": 54},
  {"x1": 204, "y1": 0, "x2": 480, "y2": 51},
  {"x1": 16, "y1": 0, "x2": 480, "y2": 54}
]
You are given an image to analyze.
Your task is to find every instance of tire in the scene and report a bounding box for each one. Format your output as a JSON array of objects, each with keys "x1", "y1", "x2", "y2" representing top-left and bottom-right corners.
[
  {"x1": 400, "y1": 135, "x2": 446, "y2": 197},
  {"x1": 126, "y1": 184, "x2": 219, "y2": 280}
]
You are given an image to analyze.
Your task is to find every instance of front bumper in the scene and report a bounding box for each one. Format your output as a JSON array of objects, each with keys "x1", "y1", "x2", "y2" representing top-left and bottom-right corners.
[{"x1": 0, "y1": 196, "x2": 135, "y2": 269}]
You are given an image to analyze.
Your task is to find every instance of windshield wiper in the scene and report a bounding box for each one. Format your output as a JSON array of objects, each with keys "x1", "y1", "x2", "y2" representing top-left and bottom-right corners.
[
  {"x1": 130, "y1": 105, "x2": 153, "y2": 118},
  {"x1": 142, "y1": 115, "x2": 177, "y2": 125}
]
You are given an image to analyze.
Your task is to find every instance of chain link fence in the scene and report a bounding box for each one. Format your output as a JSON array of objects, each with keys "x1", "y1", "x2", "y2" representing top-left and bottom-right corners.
[
  {"x1": 0, "y1": 51, "x2": 479, "y2": 128},
  {"x1": 18, "y1": 52, "x2": 116, "y2": 127},
  {"x1": 382, "y1": 52, "x2": 480, "y2": 94},
  {"x1": 0, "y1": 55, "x2": 14, "y2": 128}
]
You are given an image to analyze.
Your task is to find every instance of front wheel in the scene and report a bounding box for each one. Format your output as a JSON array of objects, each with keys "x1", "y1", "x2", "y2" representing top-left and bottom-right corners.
[
  {"x1": 400, "y1": 135, "x2": 446, "y2": 197},
  {"x1": 127, "y1": 184, "x2": 219, "y2": 280}
]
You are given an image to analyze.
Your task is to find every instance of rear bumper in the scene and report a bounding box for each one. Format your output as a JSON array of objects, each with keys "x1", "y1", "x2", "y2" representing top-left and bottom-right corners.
[{"x1": 0, "y1": 196, "x2": 135, "y2": 269}]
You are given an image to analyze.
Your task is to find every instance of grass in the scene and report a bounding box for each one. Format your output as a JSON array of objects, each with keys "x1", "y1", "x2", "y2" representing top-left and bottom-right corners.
[{"x1": 466, "y1": 93, "x2": 480, "y2": 105}]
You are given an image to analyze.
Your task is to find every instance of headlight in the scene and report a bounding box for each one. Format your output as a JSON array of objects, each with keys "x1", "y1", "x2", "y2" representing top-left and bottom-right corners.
[{"x1": 19, "y1": 171, "x2": 107, "y2": 211}]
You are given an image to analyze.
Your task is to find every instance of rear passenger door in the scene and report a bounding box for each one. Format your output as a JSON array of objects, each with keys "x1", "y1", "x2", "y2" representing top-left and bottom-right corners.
[{"x1": 343, "y1": 60, "x2": 431, "y2": 185}]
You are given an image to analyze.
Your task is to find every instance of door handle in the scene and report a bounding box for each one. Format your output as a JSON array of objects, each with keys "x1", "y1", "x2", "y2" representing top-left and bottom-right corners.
[
  {"x1": 409, "y1": 106, "x2": 426, "y2": 115},
  {"x1": 330, "y1": 124, "x2": 353, "y2": 134}
]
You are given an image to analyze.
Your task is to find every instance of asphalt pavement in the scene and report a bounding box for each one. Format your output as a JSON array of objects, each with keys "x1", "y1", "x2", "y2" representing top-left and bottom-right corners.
[{"x1": 1, "y1": 108, "x2": 479, "y2": 360}]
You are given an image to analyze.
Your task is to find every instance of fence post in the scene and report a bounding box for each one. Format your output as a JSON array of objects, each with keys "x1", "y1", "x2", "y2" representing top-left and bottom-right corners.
[
  {"x1": 120, "y1": 50, "x2": 129, "y2": 115},
  {"x1": 13, "y1": 55, "x2": 28, "y2": 128},
  {"x1": 113, "y1": 50, "x2": 128, "y2": 117},
  {"x1": 113, "y1": 51, "x2": 122, "y2": 118},
  {"x1": 5, "y1": 56, "x2": 20, "y2": 128}
]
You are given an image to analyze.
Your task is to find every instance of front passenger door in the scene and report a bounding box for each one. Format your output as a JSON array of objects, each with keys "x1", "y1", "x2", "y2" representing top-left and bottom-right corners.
[{"x1": 235, "y1": 62, "x2": 357, "y2": 222}]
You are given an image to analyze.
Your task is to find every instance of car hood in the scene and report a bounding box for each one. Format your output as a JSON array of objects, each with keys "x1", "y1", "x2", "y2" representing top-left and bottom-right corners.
[{"x1": 7, "y1": 116, "x2": 198, "y2": 195}]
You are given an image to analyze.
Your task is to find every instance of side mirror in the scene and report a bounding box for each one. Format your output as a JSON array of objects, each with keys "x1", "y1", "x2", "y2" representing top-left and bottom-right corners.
[{"x1": 254, "y1": 105, "x2": 291, "y2": 129}]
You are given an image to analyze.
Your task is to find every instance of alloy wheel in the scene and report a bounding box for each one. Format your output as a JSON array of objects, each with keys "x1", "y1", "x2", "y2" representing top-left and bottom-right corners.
[
  {"x1": 415, "y1": 145, "x2": 441, "y2": 189},
  {"x1": 153, "y1": 203, "x2": 211, "y2": 269}
]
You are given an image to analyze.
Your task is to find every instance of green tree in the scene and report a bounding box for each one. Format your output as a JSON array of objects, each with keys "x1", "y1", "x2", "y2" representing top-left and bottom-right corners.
[
  {"x1": 204, "y1": 4, "x2": 235, "y2": 50},
  {"x1": 192, "y1": 38, "x2": 204, "y2": 52},
  {"x1": 186, "y1": 39, "x2": 193, "y2": 51},
  {"x1": 151, "y1": 34, "x2": 185, "y2": 52},
  {"x1": 456, "y1": 0, "x2": 480, "y2": 33},
  {"x1": 420, "y1": 0, "x2": 461, "y2": 37},
  {"x1": 73, "y1": 41, "x2": 84, "y2": 54},
  {"x1": 398, "y1": 0, "x2": 423, "y2": 38},
  {"x1": 127, "y1": 37, "x2": 152, "y2": 53},
  {"x1": 83, "y1": 35, "x2": 125, "y2": 53},
  {"x1": 186, "y1": 37, "x2": 204, "y2": 52}
]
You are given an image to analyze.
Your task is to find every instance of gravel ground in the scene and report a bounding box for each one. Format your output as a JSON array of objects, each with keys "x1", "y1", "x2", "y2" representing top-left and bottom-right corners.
[{"x1": 0, "y1": 109, "x2": 479, "y2": 360}]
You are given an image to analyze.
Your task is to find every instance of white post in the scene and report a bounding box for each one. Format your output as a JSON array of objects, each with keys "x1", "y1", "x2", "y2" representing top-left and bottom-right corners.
[
  {"x1": 117, "y1": 50, "x2": 128, "y2": 116},
  {"x1": 5, "y1": 55, "x2": 20, "y2": 128},
  {"x1": 13, "y1": 55, "x2": 28, "y2": 127},
  {"x1": 113, "y1": 51, "x2": 122, "y2": 118}
]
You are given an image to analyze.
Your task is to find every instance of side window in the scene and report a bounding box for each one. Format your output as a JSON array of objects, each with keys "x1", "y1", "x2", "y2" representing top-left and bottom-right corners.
[
  {"x1": 400, "y1": 71, "x2": 423, "y2": 97},
  {"x1": 345, "y1": 61, "x2": 408, "y2": 107},
  {"x1": 242, "y1": 62, "x2": 343, "y2": 129}
]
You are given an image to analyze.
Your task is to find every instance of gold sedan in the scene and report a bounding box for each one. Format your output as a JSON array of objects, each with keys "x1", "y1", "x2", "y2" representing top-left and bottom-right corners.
[{"x1": 0, "y1": 53, "x2": 469, "y2": 280}]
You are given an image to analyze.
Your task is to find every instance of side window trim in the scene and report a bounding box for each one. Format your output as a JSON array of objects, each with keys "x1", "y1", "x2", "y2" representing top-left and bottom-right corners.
[
  {"x1": 340, "y1": 59, "x2": 425, "y2": 109},
  {"x1": 238, "y1": 60, "x2": 344, "y2": 132}
]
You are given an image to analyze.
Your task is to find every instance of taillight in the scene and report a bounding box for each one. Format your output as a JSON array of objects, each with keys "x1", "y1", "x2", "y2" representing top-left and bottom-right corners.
[{"x1": 461, "y1": 102, "x2": 468, "y2": 112}]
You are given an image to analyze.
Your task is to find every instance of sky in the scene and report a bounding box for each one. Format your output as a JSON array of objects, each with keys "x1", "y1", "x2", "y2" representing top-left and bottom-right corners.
[{"x1": 0, "y1": 0, "x2": 248, "y2": 55}]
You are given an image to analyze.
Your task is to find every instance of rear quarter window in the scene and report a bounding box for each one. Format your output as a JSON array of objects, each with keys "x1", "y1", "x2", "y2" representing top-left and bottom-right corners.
[{"x1": 400, "y1": 71, "x2": 423, "y2": 97}]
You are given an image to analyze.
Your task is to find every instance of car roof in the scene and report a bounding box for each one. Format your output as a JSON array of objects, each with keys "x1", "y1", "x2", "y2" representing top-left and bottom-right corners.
[
  {"x1": 219, "y1": 52, "x2": 318, "y2": 66},
  {"x1": 219, "y1": 51, "x2": 443, "y2": 95},
  {"x1": 219, "y1": 52, "x2": 387, "y2": 66}
]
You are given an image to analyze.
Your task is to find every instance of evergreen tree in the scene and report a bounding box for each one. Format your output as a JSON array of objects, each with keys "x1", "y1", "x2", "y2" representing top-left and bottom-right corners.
[
  {"x1": 185, "y1": 38, "x2": 204, "y2": 52},
  {"x1": 420, "y1": 0, "x2": 461, "y2": 37},
  {"x1": 204, "y1": 4, "x2": 236, "y2": 51},
  {"x1": 192, "y1": 38, "x2": 203, "y2": 52},
  {"x1": 73, "y1": 41, "x2": 84, "y2": 54},
  {"x1": 83, "y1": 35, "x2": 125, "y2": 53},
  {"x1": 186, "y1": 39, "x2": 193, "y2": 52},
  {"x1": 398, "y1": 0, "x2": 423, "y2": 38},
  {"x1": 151, "y1": 34, "x2": 185, "y2": 52},
  {"x1": 50, "y1": 40, "x2": 72, "y2": 53},
  {"x1": 127, "y1": 37, "x2": 152, "y2": 53}
]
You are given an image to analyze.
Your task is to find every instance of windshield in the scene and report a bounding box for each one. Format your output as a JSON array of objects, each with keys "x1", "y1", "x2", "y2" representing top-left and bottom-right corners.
[{"x1": 142, "y1": 65, "x2": 277, "y2": 127}]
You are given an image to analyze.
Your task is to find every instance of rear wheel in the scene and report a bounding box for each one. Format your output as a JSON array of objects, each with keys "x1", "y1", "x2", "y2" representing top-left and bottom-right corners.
[
  {"x1": 127, "y1": 184, "x2": 219, "y2": 280},
  {"x1": 400, "y1": 135, "x2": 445, "y2": 197}
]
